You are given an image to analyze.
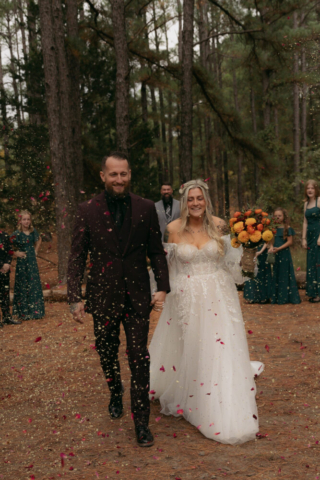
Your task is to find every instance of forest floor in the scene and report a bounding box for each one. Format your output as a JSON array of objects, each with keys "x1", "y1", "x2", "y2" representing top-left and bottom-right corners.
[{"x1": 1, "y1": 236, "x2": 320, "y2": 480}]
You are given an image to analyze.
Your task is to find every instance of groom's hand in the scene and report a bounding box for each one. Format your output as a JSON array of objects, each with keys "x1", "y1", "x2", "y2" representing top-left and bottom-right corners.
[
  {"x1": 150, "y1": 291, "x2": 166, "y2": 312},
  {"x1": 70, "y1": 302, "x2": 85, "y2": 324}
]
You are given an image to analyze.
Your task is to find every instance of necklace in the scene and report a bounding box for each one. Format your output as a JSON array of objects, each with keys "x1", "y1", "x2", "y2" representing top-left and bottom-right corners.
[{"x1": 185, "y1": 225, "x2": 205, "y2": 234}]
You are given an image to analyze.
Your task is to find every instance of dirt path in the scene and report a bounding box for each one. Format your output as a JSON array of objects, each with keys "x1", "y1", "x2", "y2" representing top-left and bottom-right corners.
[{"x1": 0, "y1": 293, "x2": 320, "y2": 480}]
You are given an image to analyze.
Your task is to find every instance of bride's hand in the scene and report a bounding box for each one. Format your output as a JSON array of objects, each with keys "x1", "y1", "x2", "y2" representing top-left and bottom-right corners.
[{"x1": 151, "y1": 291, "x2": 166, "y2": 312}]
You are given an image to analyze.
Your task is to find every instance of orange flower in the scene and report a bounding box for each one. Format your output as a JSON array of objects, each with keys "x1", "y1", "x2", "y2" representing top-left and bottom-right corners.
[
  {"x1": 257, "y1": 224, "x2": 264, "y2": 231},
  {"x1": 262, "y1": 218, "x2": 271, "y2": 225},
  {"x1": 238, "y1": 230, "x2": 250, "y2": 243},
  {"x1": 262, "y1": 230, "x2": 273, "y2": 242},
  {"x1": 245, "y1": 218, "x2": 256, "y2": 226},
  {"x1": 262, "y1": 212, "x2": 269, "y2": 217},
  {"x1": 249, "y1": 231, "x2": 262, "y2": 243},
  {"x1": 231, "y1": 237, "x2": 241, "y2": 248},
  {"x1": 255, "y1": 209, "x2": 262, "y2": 214},
  {"x1": 234, "y1": 211, "x2": 242, "y2": 218},
  {"x1": 246, "y1": 225, "x2": 255, "y2": 235},
  {"x1": 244, "y1": 210, "x2": 252, "y2": 217},
  {"x1": 234, "y1": 221, "x2": 245, "y2": 233},
  {"x1": 229, "y1": 218, "x2": 238, "y2": 227}
]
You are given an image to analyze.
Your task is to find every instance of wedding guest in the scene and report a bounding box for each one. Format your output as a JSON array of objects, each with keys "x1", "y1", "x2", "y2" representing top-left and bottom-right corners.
[
  {"x1": 269, "y1": 208, "x2": 301, "y2": 304},
  {"x1": 155, "y1": 183, "x2": 180, "y2": 241},
  {"x1": 243, "y1": 242, "x2": 272, "y2": 304},
  {"x1": 10, "y1": 210, "x2": 45, "y2": 320},
  {"x1": 0, "y1": 224, "x2": 20, "y2": 326},
  {"x1": 302, "y1": 179, "x2": 320, "y2": 303}
]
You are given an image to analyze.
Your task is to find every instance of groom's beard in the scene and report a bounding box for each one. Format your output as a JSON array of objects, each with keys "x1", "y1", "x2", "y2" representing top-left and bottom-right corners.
[{"x1": 106, "y1": 181, "x2": 131, "y2": 198}]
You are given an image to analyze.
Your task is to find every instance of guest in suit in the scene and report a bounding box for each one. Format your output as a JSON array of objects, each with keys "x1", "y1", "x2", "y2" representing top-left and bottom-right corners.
[
  {"x1": 0, "y1": 227, "x2": 20, "y2": 326},
  {"x1": 155, "y1": 184, "x2": 180, "y2": 241},
  {"x1": 67, "y1": 152, "x2": 170, "y2": 448}
]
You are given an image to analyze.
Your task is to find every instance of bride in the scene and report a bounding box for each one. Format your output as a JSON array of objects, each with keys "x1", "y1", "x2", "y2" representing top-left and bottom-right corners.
[{"x1": 149, "y1": 179, "x2": 264, "y2": 445}]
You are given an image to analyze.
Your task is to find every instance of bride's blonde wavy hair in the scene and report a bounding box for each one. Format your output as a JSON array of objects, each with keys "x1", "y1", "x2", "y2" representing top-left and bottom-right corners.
[{"x1": 179, "y1": 179, "x2": 224, "y2": 255}]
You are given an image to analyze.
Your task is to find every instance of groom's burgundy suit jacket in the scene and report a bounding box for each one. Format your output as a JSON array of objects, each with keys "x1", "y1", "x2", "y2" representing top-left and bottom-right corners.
[{"x1": 67, "y1": 191, "x2": 170, "y2": 319}]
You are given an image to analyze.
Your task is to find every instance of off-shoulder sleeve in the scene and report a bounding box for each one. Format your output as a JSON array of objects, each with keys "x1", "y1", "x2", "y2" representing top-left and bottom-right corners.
[
  {"x1": 222, "y1": 235, "x2": 246, "y2": 284},
  {"x1": 150, "y1": 243, "x2": 177, "y2": 293}
]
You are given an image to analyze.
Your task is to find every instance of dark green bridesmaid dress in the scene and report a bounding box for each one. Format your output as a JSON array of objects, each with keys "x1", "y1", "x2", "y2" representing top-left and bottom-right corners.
[
  {"x1": 11, "y1": 229, "x2": 45, "y2": 319},
  {"x1": 244, "y1": 245, "x2": 272, "y2": 303},
  {"x1": 305, "y1": 197, "x2": 320, "y2": 299},
  {"x1": 271, "y1": 227, "x2": 301, "y2": 305}
]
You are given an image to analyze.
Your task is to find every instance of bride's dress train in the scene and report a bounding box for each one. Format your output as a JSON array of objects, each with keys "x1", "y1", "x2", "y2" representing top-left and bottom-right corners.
[{"x1": 149, "y1": 237, "x2": 264, "y2": 445}]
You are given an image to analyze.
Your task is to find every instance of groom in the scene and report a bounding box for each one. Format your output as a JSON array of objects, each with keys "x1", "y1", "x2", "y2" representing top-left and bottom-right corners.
[{"x1": 67, "y1": 152, "x2": 170, "y2": 447}]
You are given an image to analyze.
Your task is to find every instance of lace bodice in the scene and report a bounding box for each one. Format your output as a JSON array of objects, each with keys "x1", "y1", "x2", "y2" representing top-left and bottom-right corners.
[
  {"x1": 164, "y1": 236, "x2": 244, "y2": 284},
  {"x1": 175, "y1": 240, "x2": 222, "y2": 276}
]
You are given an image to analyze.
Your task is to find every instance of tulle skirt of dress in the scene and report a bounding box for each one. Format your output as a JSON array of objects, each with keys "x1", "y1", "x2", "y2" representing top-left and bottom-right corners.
[{"x1": 149, "y1": 270, "x2": 264, "y2": 445}]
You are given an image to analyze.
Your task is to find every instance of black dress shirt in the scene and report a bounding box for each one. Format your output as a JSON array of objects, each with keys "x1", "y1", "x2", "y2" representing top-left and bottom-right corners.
[{"x1": 105, "y1": 190, "x2": 131, "y2": 230}]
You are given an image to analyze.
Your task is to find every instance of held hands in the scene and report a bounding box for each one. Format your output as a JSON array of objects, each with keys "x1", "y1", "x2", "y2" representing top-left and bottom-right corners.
[
  {"x1": 70, "y1": 302, "x2": 85, "y2": 324},
  {"x1": 150, "y1": 291, "x2": 166, "y2": 312}
]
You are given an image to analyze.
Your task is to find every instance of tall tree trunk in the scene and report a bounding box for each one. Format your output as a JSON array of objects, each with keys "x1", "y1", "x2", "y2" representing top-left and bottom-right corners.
[
  {"x1": 17, "y1": 0, "x2": 28, "y2": 58},
  {"x1": 27, "y1": 0, "x2": 42, "y2": 125},
  {"x1": 197, "y1": 106, "x2": 206, "y2": 177},
  {"x1": 162, "y1": 7, "x2": 174, "y2": 185},
  {"x1": 6, "y1": 15, "x2": 22, "y2": 127},
  {"x1": 176, "y1": 0, "x2": 183, "y2": 63},
  {"x1": 39, "y1": 0, "x2": 81, "y2": 282},
  {"x1": 150, "y1": 86, "x2": 163, "y2": 186},
  {"x1": 179, "y1": 0, "x2": 194, "y2": 183},
  {"x1": 153, "y1": 2, "x2": 168, "y2": 181},
  {"x1": 111, "y1": 0, "x2": 129, "y2": 153},
  {"x1": 141, "y1": 81, "x2": 148, "y2": 123},
  {"x1": 250, "y1": 87, "x2": 259, "y2": 202},
  {"x1": 198, "y1": 0, "x2": 210, "y2": 180},
  {"x1": 301, "y1": 47, "x2": 307, "y2": 166},
  {"x1": 262, "y1": 70, "x2": 271, "y2": 129},
  {"x1": 212, "y1": 34, "x2": 223, "y2": 215},
  {"x1": 293, "y1": 11, "x2": 300, "y2": 196},
  {"x1": 0, "y1": 46, "x2": 10, "y2": 175},
  {"x1": 66, "y1": 0, "x2": 83, "y2": 188},
  {"x1": 233, "y1": 69, "x2": 243, "y2": 209},
  {"x1": 223, "y1": 151, "x2": 229, "y2": 216},
  {"x1": 274, "y1": 107, "x2": 279, "y2": 139},
  {"x1": 16, "y1": 37, "x2": 25, "y2": 123}
]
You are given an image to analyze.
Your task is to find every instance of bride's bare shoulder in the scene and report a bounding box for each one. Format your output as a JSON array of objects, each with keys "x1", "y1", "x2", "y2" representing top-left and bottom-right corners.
[
  {"x1": 167, "y1": 218, "x2": 181, "y2": 232},
  {"x1": 212, "y1": 216, "x2": 228, "y2": 236},
  {"x1": 164, "y1": 219, "x2": 181, "y2": 243}
]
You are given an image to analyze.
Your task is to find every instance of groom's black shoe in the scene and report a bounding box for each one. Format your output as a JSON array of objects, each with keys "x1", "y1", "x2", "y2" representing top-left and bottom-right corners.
[
  {"x1": 135, "y1": 425, "x2": 154, "y2": 447},
  {"x1": 108, "y1": 393, "x2": 123, "y2": 419}
]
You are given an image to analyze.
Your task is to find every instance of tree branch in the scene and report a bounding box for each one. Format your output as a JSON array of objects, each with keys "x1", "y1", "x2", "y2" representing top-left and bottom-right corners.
[
  {"x1": 194, "y1": 28, "x2": 262, "y2": 47},
  {"x1": 206, "y1": 0, "x2": 246, "y2": 30}
]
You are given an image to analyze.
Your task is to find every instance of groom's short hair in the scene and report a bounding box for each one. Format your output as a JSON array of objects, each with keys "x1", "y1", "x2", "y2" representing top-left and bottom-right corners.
[{"x1": 101, "y1": 151, "x2": 131, "y2": 171}]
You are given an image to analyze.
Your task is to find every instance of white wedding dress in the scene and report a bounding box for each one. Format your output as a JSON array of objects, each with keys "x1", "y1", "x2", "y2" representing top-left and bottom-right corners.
[{"x1": 149, "y1": 236, "x2": 264, "y2": 445}]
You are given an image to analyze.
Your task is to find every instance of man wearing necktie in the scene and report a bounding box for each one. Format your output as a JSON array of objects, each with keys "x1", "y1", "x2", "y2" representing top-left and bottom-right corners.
[{"x1": 68, "y1": 152, "x2": 170, "y2": 447}]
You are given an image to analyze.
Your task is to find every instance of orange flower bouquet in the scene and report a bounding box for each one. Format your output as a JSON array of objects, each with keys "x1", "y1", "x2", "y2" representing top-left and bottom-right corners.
[{"x1": 229, "y1": 208, "x2": 275, "y2": 278}]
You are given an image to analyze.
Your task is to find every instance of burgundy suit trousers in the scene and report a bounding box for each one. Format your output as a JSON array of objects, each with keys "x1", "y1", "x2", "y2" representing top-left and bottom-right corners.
[{"x1": 93, "y1": 295, "x2": 150, "y2": 426}]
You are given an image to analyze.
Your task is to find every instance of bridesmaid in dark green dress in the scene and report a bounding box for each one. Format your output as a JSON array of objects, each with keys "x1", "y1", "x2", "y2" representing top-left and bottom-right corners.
[
  {"x1": 244, "y1": 243, "x2": 272, "y2": 303},
  {"x1": 302, "y1": 180, "x2": 320, "y2": 302},
  {"x1": 11, "y1": 211, "x2": 45, "y2": 320},
  {"x1": 270, "y1": 208, "x2": 301, "y2": 305}
]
